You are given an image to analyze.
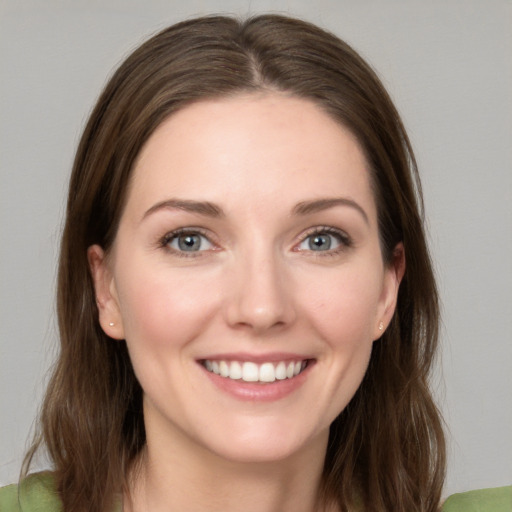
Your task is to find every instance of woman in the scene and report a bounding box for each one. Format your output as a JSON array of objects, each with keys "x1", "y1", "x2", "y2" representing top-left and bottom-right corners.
[{"x1": 1, "y1": 14, "x2": 448, "y2": 512}]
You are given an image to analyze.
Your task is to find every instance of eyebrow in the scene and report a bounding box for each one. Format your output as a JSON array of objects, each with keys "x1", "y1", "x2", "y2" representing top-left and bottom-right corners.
[
  {"x1": 142, "y1": 196, "x2": 369, "y2": 224},
  {"x1": 292, "y1": 197, "x2": 369, "y2": 224},
  {"x1": 142, "y1": 199, "x2": 225, "y2": 220}
]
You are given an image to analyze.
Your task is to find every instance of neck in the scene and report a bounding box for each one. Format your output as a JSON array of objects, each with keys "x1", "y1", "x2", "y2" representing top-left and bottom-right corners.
[{"x1": 124, "y1": 414, "x2": 331, "y2": 512}]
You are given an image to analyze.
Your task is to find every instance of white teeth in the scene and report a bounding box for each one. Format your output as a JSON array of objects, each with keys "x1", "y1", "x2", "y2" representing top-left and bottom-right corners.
[
  {"x1": 286, "y1": 362, "x2": 294, "y2": 379},
  {"x1": 242, "y1": 362, "x2": 259, "y2": 382},
  {"x1": 259, "y1": 363, "x2": 275, "y2": 383},
  {"x1": 229, "y1": 361, "x2": 242, "y2": 380},
  {"x1": 219, "y1": 360, "x2": 229, "y2": 377},
  {"x1": 203, "y1": 359, "x2": 309, "y2": 383},
  {"x1": 275, "y1": 361, "x2": 287, "y2": 380}
]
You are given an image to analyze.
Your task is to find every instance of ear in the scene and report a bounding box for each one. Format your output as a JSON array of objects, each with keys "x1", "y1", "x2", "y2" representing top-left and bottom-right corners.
[
  {"x1": 373, "y1": 242, "x2": 406, "y2": 340},
  {"x1": 87, "y1": 244, "x2": 125, "y2": 340}
]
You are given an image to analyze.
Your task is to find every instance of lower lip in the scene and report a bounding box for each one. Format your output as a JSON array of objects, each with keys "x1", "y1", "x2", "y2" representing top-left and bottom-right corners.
[{"x1": 200, "y1": 362, "x2": 313, "y2": 402}]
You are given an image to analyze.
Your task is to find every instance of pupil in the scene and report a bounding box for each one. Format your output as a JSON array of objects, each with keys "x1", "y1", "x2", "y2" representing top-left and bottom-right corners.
[
  {"x1": 310, "y1": 234, "x2": 331, "y2": 251},
  {"x1": 179, "y1": 234, "x2": 200, "y2": 251}
]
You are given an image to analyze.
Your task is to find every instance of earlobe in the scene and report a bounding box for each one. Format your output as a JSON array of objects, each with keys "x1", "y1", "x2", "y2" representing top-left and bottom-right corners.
[
  {"x1": 87, "y1": 244, "x2": 125, "y2": 340},
  {"x1": 374, "y1": 243, "x2": 406, "y2": 339}
]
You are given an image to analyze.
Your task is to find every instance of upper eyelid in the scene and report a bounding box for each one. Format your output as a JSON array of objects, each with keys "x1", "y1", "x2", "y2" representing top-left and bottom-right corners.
[
  {"x1": 162, "y1": 226, "x2": 211, "y2": 238},
  {"x1": 298, "y1": 226, "x2": 351, "y2": 242}
]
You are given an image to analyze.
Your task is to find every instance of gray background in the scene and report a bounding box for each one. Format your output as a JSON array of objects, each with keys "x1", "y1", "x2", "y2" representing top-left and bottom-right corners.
[{"x1": 1, "y1": 0, "x2": 511, "y2": 498}]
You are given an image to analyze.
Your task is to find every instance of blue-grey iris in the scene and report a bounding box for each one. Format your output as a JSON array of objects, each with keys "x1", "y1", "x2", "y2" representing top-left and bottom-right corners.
[
  {"x1": 309, "y1": 234, "x2": 331, "y2": 251},
  {"x1": 178, "y1": 234, "x2": 202, "y2": 251}
]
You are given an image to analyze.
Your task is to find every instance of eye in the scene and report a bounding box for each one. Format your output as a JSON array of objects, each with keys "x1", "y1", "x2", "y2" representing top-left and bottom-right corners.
[
  {"x1": 297, "y1": 228, "x2": 351, "y2": 253},
  {"x1": 164, "y1": 230, "x2": 213, "y2": 253}
]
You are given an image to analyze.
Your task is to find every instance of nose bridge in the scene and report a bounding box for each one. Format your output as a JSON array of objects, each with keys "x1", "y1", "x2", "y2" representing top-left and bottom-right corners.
[{"x1": 225, "y1": 240, "x2": 295, "y2": 332}]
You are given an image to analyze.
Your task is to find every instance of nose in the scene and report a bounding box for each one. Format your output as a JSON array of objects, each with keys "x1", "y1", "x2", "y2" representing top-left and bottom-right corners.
[{"x1": 224, "y1": 249, "x2": 296, "y2": 334}]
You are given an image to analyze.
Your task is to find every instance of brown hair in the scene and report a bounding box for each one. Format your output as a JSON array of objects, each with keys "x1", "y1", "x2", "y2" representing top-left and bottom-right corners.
[{"x1": 24, "y1": 14, "x2": 445, "y2": 512}]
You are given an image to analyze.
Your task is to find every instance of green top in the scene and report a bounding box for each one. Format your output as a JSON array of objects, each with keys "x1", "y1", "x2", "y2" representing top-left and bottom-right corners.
[
  {"x1": 0, "y1": 473, "x2": 61, "y2": 512},
  {"x1": 442, "y1": 485, "x2": 512, "y2": 511},
  {"x1": 1, "y1": 472, "x2": 510, "y2": 511},
  {"x1": 0, "y1": 473, "x2": 121, "y2": 512}
]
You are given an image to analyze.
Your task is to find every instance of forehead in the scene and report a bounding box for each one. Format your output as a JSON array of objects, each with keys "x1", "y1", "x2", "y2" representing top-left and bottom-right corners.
[{"x1": 126, "y1": 93, "x2": 376, "y2": 223}]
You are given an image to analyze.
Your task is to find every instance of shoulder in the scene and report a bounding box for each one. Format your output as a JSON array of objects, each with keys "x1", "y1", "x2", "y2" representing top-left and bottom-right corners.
[
  {"x1": 442, "y1": 486, "x2": 512, "y2": 512},
  {"x1": 0, "y1": 472, "x2": 61, "y2": 512}
]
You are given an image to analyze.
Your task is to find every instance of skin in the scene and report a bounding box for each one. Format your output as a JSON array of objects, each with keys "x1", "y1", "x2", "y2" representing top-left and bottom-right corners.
[{"x1": 89, "y1": 93, "x2": 404, "y2": 512}]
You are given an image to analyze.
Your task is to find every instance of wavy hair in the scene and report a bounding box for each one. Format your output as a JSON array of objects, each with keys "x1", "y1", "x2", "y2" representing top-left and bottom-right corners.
[{"x1": 23, "y1": 14, "x2": 445, "y2": 512}]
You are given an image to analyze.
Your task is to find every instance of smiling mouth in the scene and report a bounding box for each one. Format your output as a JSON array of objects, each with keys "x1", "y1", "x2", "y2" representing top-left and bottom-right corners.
[{"x1": 200, "y1": 359, "x2": 312, "y2": 383}]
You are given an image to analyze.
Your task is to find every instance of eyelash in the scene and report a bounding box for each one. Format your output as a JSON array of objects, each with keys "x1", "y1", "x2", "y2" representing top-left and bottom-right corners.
[
  {"x1": 159, "y1": 228, "x2": 215, "y2": 258},
  {"x1": 158, "y1": 226, "x2": 353, "y2": 257},
  {"x1": 296, "y1": 226, "x2": 353, "y2": 256}
]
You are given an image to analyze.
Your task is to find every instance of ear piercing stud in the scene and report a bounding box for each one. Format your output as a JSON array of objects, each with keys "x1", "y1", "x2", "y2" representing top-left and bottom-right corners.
[
  {"x1": 378, "y1": 321, "x2": 384, "y2": 331},
  {"x1": 109, "y1": 322, "x2": 115, "y2": 327}
]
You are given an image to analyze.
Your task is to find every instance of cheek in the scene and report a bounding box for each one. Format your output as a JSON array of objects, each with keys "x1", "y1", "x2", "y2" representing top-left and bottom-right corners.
[
  {"x1": 115, "y1": 267, "x2": 219, "y2": 353},
  {"x1": 301, "y1": 269, "x2": 382, "y2": 415},
  {"x1": 302, "y1": 268, "x2": 382, "y2": 347}
]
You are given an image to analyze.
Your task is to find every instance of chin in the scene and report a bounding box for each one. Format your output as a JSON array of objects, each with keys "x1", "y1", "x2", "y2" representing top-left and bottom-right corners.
[{"x1": 196, "y1": 420, "x2": 328, "y2": 466}]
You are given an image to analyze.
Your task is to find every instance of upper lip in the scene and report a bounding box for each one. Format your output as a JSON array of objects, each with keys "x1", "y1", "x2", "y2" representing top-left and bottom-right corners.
[{"x1": 197, "y1": 352, "x2": 315, "y2": 364}]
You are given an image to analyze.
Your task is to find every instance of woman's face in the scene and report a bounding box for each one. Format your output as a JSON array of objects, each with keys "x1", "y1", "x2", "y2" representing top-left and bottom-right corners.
[{"x1": 90, "y1": 93, "x2": 403, "y2": 465}]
